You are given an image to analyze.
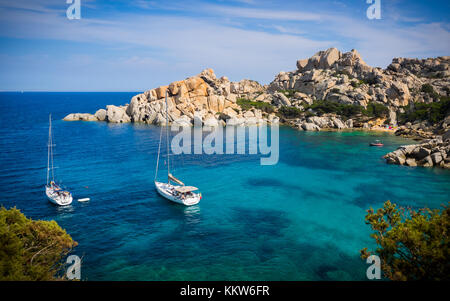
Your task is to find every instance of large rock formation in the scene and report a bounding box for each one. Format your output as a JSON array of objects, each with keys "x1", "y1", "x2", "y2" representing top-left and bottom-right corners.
[
  {"x1": 64, "y1": 48, "x2": 449, "y2": 134},
  {"x1": 65, "y1": 68, "x2": 273, "y2": 126},
  {"x1": 269, "y1": 48, "x2": 449, "y2": 114}
]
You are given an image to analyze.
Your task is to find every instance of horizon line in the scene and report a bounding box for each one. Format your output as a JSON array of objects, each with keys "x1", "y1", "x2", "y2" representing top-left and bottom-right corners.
[{"x1": 0, "y1": 90, "x2": 143, "y2": 93}]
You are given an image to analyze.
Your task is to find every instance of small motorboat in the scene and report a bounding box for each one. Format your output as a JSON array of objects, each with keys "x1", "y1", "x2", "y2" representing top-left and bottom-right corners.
[
  {"x1": 77, "y1": 198, "x2": 90, "y2": 202},
  {"x1": 370, "y1": 140, "x2": 384, "y2": 147}
]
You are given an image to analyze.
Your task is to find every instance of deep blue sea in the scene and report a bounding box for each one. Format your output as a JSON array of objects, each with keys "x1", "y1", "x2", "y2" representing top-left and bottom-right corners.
[{"x1": 1, "y1": 92, "x2": 449, "y2": 281}]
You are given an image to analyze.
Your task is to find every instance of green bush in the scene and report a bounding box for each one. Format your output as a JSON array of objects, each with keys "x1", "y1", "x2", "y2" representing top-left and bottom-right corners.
[
  {"x1": 361, "y1": 201, "x2": 449, "y2": 281},
  {"x1": 399, "y1": 96, "x2": 450, "y2": 124},
  {"x1": 236, "y1": 98, "x2": 275, "y2": 113},
  {"x1": 278, "y1": 106, "x2": 303, "y2": 119},
  {"x1": 364, "y1": 78, "x2": 378, "y2": 85},
  {"x1": 421, "y1": 84, "x2": 440, "y2": 99},
  {"x1": 350, "y1": 80, "x2": 366, "y2": 88},
  {"x1": 0, "y1": 207, "x2": 78, "y2": 280},
  {"x1": 363, "y1": 102, "x2": 390, "y2": 118},
  {"x1": 443, "y1": 86, "x2": 450, "y2": 95},
  {"x1": 279, "y1": 99, "x2": 389, "y2": 120},
  {"x1": 304, "y1": 100, "x2": 362, "y2": 119},
  {"x1": 278, "y1": 89, "x2": 296, "y2": 99},
  {"x1": 421, "y1": 84, "x2": 434, "y2": 94},
  {"x1": 304, "y1": 111, "x2": 316, "y2": 118}
]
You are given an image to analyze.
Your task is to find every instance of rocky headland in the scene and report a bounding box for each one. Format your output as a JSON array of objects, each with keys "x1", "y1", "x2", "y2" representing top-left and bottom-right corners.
[
  {"x1": 384, "y1": 131, "x2": 450, "y2": 169},
  {"x1": 64, "y1": 48, "x2": 450, "y2": 168},
  {"x1": 64, "y1": 68, "x2": 278, "y2": 127}
]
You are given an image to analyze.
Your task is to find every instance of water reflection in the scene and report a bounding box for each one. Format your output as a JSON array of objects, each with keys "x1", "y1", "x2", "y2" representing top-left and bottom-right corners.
[
  {"x1": 181, "y1": 205, "x2": 201, "y2": 225},
  {"x1": 55, "y1": 204, "x2": 75, "y2": 216}
]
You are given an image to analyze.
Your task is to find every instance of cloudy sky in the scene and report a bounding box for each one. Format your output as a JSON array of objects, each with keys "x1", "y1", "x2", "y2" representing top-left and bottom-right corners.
[{"x1": 0, "y1": 0, "x2": 449, "y2": 91}]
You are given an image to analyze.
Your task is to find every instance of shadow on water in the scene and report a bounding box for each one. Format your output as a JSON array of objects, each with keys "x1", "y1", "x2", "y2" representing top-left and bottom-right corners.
[
  {"x1": 246, "y1": 177, "x2": 329, "y2": 200},
  {"x1": 247, "y1": 178, "x2": 284, "y2": 188},
  {"x1": 227, "y1": 207, "x2": 367, "y2": 280},
  {"x1": 152, "y1": 193, "x2": 203, "y2": 225},
  {"x1": 229, "y1": 207, "x2": 290, "y2": 239}
]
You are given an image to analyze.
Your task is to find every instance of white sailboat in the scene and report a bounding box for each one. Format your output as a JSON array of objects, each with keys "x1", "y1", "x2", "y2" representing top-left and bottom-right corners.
[
  {"x1": 154, "y1": 91, "x2": 201, "y2": 206},
  {"x1": 45, "y1": 114, "x2": 73, "y2": 206}
]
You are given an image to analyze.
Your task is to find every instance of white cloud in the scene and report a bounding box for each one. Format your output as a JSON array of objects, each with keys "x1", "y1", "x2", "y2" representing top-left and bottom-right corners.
[
  {"x1": 202, "y1": 5, "x2": 323, "y2": 21},
  {"x1": 0, "y1": 1, "x2": 449, "y2": 90},
  {"x1": 0, "y1": 8, "x2": 331, "y2": 86},
  {"x1": 272, "y1": 25, "x2": 304, "y2": 35},
  {"x1": 326, "y1": 17, "x2": 450, "y2": 67}
]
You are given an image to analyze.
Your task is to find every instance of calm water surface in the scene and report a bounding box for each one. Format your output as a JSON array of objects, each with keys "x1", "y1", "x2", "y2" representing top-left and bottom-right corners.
[{"x1": 0, "y1": 92, "x2": 449, "y2": 280}]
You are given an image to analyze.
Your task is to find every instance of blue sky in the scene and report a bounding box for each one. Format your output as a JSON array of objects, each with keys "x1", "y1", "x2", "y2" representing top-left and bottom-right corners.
[{"x1": 0, "y1": 0, "x2": 449, "y2": 91}]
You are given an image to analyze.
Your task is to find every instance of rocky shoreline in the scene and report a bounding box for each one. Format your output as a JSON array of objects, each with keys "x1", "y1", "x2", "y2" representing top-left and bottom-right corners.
[
  {"x1": 64, "y1": 48, "x2": 450, "y2": 168},
  {"x1": 384, "y1": 132, "x2": 450, "y2": 169}
]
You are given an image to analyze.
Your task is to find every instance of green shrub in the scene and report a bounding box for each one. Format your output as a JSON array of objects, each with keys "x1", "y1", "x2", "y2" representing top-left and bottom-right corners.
[
  {"x1": 351, "y1": 80, "x2": 366, "y2": 88},
  {"x1": 217, "y1": 112, "x2": 230, "y2": 121},
  {"x1": 0, "y1": 207, "x2": 78, "y2": 280},
  {"x1": 444, "y1": 86, "x2": 450, "y2": 96},
  {"x1": 421, "y1": 84, "x2": 440, "y2": 99},
  {"x1": 304, "y1": 111, "x2": 316, "y2": 118},
  {"x1": 278, "y1": 89, "x2": 296, "y2": 99},
  {"x1": 363, "y1": 102, "x2": 390, "y2": 118},
  {"x1": 364, "y1": 78, "x2": 378, "y2": 85},
  {"x1": 236, "y1": 98, "x2": 253, "y2": 110},
  {"x1": 278, "y1": 106, "x2": 303, "y2": 119},
  {"x1": 361, "y1": 201, "x2": 450, "y2": 281},
  {"x1": 304, "y1": 100, "x2": 362, "y2": 119},
  {"x1": 282, "y1": 99, "x2": 389, "y2": 120},
  {"x1": 399, "y1": 96, "x2": 450, "y2": 124},
  {"x1": 421, "y1": 84, "x2": 434, "y2": 94},
  {"x1": 236, "y1": 98, "x2": 275, "y2": 113}
]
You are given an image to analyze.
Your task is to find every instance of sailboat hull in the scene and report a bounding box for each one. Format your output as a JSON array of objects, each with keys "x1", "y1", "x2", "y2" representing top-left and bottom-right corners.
[
  {"x1": 155, "y1": 181, "x2": 200, "y2": 206},
  {"x1": 46, "y1": 185, "x2": 73, "y2": 206}
]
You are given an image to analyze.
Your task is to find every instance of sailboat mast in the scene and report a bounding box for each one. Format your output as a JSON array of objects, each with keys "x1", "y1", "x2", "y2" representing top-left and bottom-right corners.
[
  {"x1": 47, "y1": 114, "x2": 51, "y2": 185},
  {"x1": 50, "y1": 117, "x2": 54, "y2": 183},
  {"x1": 165, "y1": 90, "x2": 170, "y2": 183}
]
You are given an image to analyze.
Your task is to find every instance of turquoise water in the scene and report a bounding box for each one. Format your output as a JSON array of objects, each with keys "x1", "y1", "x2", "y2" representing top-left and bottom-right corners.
[{"x1": 0, "y1": 92, "x2": 449, "y2": 280}]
